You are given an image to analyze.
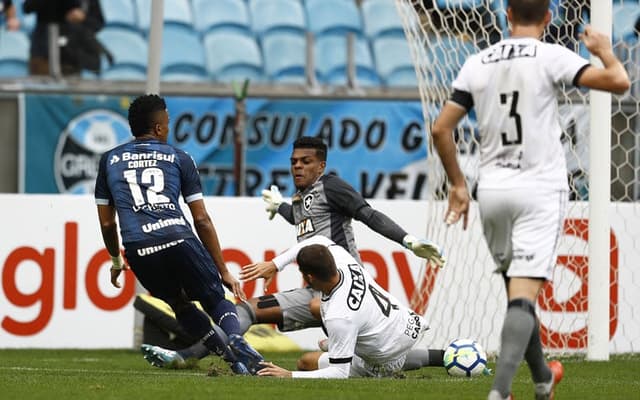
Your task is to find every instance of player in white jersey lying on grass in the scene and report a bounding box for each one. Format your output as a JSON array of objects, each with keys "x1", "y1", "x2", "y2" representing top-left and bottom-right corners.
[
  {"x1": 431, "y1": 0, "x2": 629, "y2": 398},
  {"x1": 242, "y1": 236, "x2": 429, "y2": 378},
  {"x1": 141, "y1": 136, "x2": 446, "y2": 371}
]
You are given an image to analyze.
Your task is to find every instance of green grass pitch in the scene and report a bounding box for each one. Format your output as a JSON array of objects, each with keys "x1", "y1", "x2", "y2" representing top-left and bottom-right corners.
[{"x1": 1, "y1": 350, "x2": 638, "y2": 399}]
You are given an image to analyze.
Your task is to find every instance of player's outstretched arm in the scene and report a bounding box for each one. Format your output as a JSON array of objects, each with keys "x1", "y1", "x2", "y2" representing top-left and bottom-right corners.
[
  {"x1": 578, "y1": 26, "x2": 630, "y2": 94},
  {"x1": 257, "y1": 361, "x2": 293, "y2": 377}
]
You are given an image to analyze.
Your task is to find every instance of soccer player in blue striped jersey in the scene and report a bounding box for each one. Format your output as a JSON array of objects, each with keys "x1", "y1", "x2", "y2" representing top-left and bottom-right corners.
[{"x1": 95, "y1": 94, "x2": 264, "y2": 375}]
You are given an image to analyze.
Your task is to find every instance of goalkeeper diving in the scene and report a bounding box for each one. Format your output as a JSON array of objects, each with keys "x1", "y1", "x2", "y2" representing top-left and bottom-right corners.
[{"x1": 141, "y1": 136, "x2": 445, "y2": 370}]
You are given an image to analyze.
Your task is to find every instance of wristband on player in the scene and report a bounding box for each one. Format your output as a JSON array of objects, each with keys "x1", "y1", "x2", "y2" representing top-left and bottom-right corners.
[{"x1": 111, "y1": 254, "x2": 125, "y2": 271}]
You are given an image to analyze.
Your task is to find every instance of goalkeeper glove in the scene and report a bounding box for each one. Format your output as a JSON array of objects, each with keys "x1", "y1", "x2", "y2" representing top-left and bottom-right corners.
[
  {"x1": 261, "y1": 185, "x2": 283, "y2": 220},
  {"x1": 402, "y1": 234, "x2": 446, "y2": 268}
]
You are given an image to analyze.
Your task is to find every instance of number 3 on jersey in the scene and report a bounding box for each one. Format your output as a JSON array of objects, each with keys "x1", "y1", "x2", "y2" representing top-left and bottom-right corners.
[
  {"x1": 500, "y1": 90, "x2": 522, "y2": 145},
  {"x1": 123, "y1": 168, "x2": 170, "y2": 206}
]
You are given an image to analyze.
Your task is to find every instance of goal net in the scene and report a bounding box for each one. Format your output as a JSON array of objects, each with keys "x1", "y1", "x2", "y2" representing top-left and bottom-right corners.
[{"x1": 395, "y1": 0, "x2": 640, "y2": 355}]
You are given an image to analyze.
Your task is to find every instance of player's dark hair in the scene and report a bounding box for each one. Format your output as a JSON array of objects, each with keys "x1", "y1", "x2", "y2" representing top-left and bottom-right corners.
[
  {"x1": 508, "y1": 0, "x2": 549, "y2": 25},
  {"x1": 297, "y1": 244, "x2": 336, "y2": 282},
  {"x1": 293, "y1": 136, "x2": 328, "y2": 161},
  {"x1": 128, "y1": 94, "x2": 167, "y2": 137}
]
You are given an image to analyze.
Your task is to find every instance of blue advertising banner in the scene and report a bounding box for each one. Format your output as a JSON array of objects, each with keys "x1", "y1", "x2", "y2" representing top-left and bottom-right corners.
[{"x1": 23, "y1": 94, "x2": 452, "y2": 199}]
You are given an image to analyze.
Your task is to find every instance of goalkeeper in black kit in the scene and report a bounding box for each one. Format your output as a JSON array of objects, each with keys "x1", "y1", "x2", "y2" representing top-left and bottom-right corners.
[{"x1": 141, "y1": 136, "x2": 446, "y2": 372}]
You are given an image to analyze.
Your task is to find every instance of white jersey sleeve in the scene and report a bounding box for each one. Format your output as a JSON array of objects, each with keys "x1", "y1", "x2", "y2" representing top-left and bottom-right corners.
[
  {"x1": 272, "y1": 235, "x2": 334, "y2": 271},
  {"x1": 452, "y1": 56, "x2": 475, "y2": 95},
  {"x1": 291, "y1": 318, "x2": 356, "y2": 379},
  {"x1": 544, "y1": 43, "x2": 590, "y2": 86}
]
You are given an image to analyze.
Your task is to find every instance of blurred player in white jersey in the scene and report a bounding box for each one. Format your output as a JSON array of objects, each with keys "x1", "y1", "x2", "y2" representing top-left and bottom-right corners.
[
  {"x1": 242, "y1": 236, "x2": 428, "y2": 379},
  {"x1": 431, "y1": 0, "x2": 629, "y2": 399}
]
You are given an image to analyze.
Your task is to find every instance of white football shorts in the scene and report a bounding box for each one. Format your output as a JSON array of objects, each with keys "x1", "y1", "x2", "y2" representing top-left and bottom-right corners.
[{"x1": 477, "y1": 188, "x2": 568, "y2": 280}]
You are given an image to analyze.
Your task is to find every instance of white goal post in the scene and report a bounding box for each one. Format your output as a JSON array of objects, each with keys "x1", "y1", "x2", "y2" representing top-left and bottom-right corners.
[{"x1": 395, "y1": 0, "x2": 640, "y2": 358}]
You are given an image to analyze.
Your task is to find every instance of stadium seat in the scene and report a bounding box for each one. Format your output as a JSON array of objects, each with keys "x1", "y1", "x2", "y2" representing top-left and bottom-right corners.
[
  {"x1": 372, "y1": 36, "x2": 417, "y2": 87},
  {"x1": 0, "y1": 30, "x2": 29, "y2": 77},
  {"x1": 160, "y1": 26, "x2": 207, "y2": 76},
  {"x1": 249, "y1": 0, "x2": 306, "y2": 36},
  {"x1": 100, "y1": 0, "x2": 138, "y2": 32},
  {"x1": 361, "y1": 0, "x2": 405, "y2": 39},
  {"x1": 315, "y1": 34, "x2": 380, "y2": 87},
  {"x1": 101, "y1": 65, "x2": 147, "y2": 81},
  {"x1": 612, "y1": 3, "x2": 640, "y2": 42},
  {"x1": 203, "y1": 31, "x2": 264, "y2": 82},
  {"x1": 262, "y1": 31, "x2": 308, "y2": 84},
  {"x1": 305, "y1": 0, "x2": 363, "y2": 37},
  {"x1": 134, "y1": 0, "x2": 193, "y2": 33},
  {"x1": 97, "y1": 27, "x2": 147, "y2": 74},
  {"x1": 192, "y1": 0, "x2": 251, "y2": 36}
]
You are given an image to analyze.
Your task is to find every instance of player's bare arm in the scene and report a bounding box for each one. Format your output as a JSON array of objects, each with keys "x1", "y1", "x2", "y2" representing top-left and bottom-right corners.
[
  {"x1": 432, "y1": 102, "x2": 471, "y2": 229},
  {"x1": 257, "y1": 361, "x2": 292, "y2": 377},
  {"x1": 97, "y1": 204, "x2": 129, "y2": 288},
  {"x1": 578, "y1": 26, "x2": 630, "y2": 94},
  {"x1": 188, "y1": 199, "x2": 245, "y2": 300}
]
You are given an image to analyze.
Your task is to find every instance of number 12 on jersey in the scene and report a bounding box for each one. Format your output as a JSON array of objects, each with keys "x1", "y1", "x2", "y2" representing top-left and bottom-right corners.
[{"x1": 124, "y1": 168, "x2": 170, "y2": 206}]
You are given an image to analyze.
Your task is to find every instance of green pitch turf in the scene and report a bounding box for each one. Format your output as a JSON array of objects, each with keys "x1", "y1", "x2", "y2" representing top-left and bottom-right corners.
[{"x1": 0, "y1": 350, "x2": 638, "y2": 399}]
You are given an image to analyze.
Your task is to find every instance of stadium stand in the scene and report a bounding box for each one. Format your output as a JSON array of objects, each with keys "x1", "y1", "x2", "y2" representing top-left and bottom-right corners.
[
  {"x1": 305, "y1": 0, "x2": 363, "y2": 37},
  {"x1": 249, "y1": 0, "x2": 306, "y2": 36},
  {"x1": 134, "y1": 0, "x2": 194, "y2": 34},
  {"x1": 435, "y1": 0, "x2": 485, "y2": 10},
  {"x1": 161, "y1": 25, "x2": 207, "y2": 77},
  {"x1": 192, "y1": 0, "x2": 252, "y2": 36},
  {"x1": 0, "y1": 30, "x2": 29, "y2": 77},
  {"x1": 261, "y1": 30, "x2": 308, "y2": 84},
  {"x1": 315, "y1": 33, "x2": 380, "y2": 87},
  {"x1": 428, "y1": 34, "x2": 476, "y2": 85},
  {"x1": 361, "y1": 0, "x2": 406, "y2": 39},
  {"x1": 10, "y1": 0, "x2": 35, "y2": 33},
  {"x1": 101, "y1": 0, "x2": 138, "y2": 32},
  {"x1": 613, "y1": 2, "x2": 640, "y2": 42},
  {"x1": 96, "y1": 27, "x2": 148, "y2": 74},
  {"x1": 372, "y1": 36, "x2": 417, "y2": 87},
  {"x1": 203, "y1": 30, "x2": 264, "y2": 82}
]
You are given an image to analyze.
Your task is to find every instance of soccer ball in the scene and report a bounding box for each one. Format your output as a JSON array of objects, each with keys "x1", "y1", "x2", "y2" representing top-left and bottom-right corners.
[{"x1": 443, "y1": 338, "x2": 488, "y2": 377}]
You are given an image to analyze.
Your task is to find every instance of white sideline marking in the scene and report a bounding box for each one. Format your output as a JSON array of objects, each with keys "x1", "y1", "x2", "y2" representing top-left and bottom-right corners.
[{"x1": 0, "y1": 366, "x2": 204, "y2": 377}]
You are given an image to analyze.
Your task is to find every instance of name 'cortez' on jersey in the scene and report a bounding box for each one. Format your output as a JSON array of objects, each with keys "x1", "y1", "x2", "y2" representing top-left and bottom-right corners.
[{"x1": 95, "y1": 139, "x2": 202, "y2": 249}]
